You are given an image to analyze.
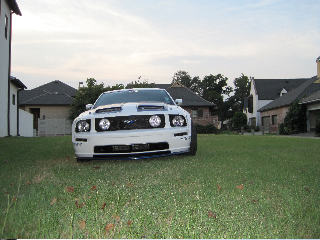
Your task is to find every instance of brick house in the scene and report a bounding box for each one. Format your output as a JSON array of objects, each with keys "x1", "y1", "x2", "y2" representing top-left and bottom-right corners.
[
  {"x1": 299, "y1": 90, "x2": 320, "y2": 131},
  {"x1": 258, "y1": 57, "x2": 320, "y2": 133},
  {"x1": 244, "y1": 77, "x2": 309, "y2": 130},
  {"x1": 154, "y1": 82, "x2": 218, "y2": 128},
  {"x1": 296, "y1": 57, "x2": 320, "y2": 132}
]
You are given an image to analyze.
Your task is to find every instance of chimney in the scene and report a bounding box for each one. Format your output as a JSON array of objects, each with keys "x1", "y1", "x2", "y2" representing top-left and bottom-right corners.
[{"x1": 317, "y1": 56, "x2": 320, "y2": 82}]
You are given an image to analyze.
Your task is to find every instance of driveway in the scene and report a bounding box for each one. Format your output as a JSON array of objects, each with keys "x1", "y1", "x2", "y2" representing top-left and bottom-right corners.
[
  {"x1": 244, "y1": 131, "x2": 319, "y2": 138},
  {"x1": 283, "y1": 131, "x2": 318, "y2": 138}
]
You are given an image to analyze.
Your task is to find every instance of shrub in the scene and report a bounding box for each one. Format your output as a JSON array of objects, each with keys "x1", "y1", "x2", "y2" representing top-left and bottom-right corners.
[
  {"x1": 231, "y1": 112, "x2": 247, "y2": 131},
  {"x1": 195, "y1": 124, "x2": 219, "y2": 134},
  {"x1": 247, "y1": 125, "x2": 259, "y2": 132},
  {"x1": 279, "y1": 122, "x2": 291, "y2": 135},
  {"x1": 280, "y1": 100, "x2": 307, "y2": 135}
]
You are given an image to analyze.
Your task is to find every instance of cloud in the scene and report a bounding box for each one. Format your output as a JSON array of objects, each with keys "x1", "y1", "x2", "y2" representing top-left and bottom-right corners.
[
  {"x1": 180, "y1": 60, "x2": 200, "y2": 65},
  {"x1": 11, "y1": 0, "x2": 320, "y2": 90}
]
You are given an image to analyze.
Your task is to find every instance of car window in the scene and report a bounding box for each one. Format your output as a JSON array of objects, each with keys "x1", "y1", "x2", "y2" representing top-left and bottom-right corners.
[{"x1": 93, "y1": 89, "x2": 175, "y2": 108}]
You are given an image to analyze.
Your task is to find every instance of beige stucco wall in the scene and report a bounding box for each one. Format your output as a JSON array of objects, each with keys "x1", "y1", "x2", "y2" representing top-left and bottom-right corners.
[
  {"x1": 9, "y1": 82, "x2": 18, "y2": 136},
  {"x1": 22, "y1": 105, "x2": 72, "y2": 119},
  {"x1": 0, "y1": 1, "x2": 11, "y2": 137},
  {"x1": 19, "y1": 109, "x2": 34, "y2": 137}
]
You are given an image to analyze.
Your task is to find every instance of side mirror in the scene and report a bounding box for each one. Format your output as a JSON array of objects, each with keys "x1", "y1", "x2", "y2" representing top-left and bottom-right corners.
[
  {"x1": 175, "y1": 99, "x2": 183, "y2": 106},
  {"x1": 86, "y1": 104, "x2": 93, "y2": 110}
]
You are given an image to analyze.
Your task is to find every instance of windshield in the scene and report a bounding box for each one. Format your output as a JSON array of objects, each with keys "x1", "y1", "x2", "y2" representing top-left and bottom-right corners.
[{"x1": 93, "y1": 89, "x2": 175, "y2": 108}]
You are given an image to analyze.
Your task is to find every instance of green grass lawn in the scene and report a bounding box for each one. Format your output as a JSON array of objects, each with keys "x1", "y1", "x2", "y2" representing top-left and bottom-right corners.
[{"x1": 0, "y1": 135, "x2": 319, "y2": 238}]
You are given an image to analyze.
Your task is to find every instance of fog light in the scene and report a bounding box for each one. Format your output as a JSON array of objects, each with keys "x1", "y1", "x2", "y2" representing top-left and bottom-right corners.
[
  {"x1": 77, "y1": 120, "x2": 90, "y2": 132},
  {"x1": 149, "y1": 115, "x2": 161, "y2": 127},
  {"x1": 99, "y1": 119, "x2": 110, "y2": 130},
  {"x1": 172, "y1": 116, "x2": 185, "y2": 127}
]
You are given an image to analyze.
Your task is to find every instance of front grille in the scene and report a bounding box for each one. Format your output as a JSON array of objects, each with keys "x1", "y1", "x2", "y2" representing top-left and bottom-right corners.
[
  {"x1": 94, "y1": 142, "x2": 169, "y2": 153},
  {"x1": 95, "y1": 115, "x2": 165, "y2": 131}
]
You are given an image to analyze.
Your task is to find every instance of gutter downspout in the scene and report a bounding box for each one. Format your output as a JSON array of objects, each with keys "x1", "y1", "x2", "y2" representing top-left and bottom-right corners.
[{"x1": 7, "y1": 12, "x2": 13, "y2": 137}]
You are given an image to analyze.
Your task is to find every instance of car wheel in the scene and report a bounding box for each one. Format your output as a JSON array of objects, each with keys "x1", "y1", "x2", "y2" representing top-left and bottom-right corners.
[{"x1": 188, "y1": 121, "x2": 197, "y2": 156}]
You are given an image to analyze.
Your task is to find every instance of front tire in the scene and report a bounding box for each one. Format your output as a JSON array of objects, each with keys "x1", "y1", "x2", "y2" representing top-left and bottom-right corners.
[{"x1": 188, "y1": 121, "x2": 197, "y2": 156}]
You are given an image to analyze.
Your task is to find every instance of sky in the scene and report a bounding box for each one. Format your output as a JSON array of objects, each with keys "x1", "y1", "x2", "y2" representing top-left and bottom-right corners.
[{"x1": 11, "y1": 0, "x2": 320, "y2": 90}]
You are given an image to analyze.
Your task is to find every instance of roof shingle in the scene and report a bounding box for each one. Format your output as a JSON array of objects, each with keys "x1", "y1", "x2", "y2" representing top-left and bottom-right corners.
[
  {"x1": 20, "y1": 92, "x2": 74, "y2": 106},
  {"x1": 254, "y1": 78, "x2": 310, "y2": 100},
  {"x1": 258, "y1": 76, "x2": 319, "y2": 112},
  {"x1": 32, "y1": 80, "x2": 77, "y2": 97}
]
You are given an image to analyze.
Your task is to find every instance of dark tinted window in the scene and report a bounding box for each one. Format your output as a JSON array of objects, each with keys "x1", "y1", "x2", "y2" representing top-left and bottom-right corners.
[{"x1": 94, "y1": 89, "x2": 175, "y2": 108}]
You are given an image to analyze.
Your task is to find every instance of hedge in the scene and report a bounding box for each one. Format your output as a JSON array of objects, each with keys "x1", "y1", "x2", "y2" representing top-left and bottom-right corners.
[{"x1": 195, "y1": 124, "x2": 219, "y2": 134}]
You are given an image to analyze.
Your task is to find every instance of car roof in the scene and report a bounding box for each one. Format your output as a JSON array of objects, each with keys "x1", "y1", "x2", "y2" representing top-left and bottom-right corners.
[{"x1": 103, "y1": 88, "x2": 163, "y2": 93}]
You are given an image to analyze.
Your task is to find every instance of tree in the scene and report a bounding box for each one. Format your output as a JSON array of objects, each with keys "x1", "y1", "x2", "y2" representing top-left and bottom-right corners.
[
  {"x1": 217, "y1": 100, "x2": 235, "y2": 123},
  {"x1": 171, "y1": 70, "x2": 201, "y2": 93},
  {"x1": 228, "y1": 74, "x2": 251, "y2": 113},
  {"x1": 68, "y1": 78, "x2": 107, "y2": 120},
  {"x1": 108, "y1": 84, "x2": 125, "y2": 90},
  {"x1": 172, "y1": 70, "x2": 192, "y2": 86},
  {"x1": 199, "y1": 74, "x2": 233, "y2": 121},
  {"x1": 200, "y1": 74, "x2": 233, "y2": 103},
  {"x1": 279, "y1": 99, "x2": 307, "y2": 134},
  {"x1": 231, "y1": 112, "x2": 248, "y2": 131},
  {"x1": 126, "y1": 79, "x2": 153, "y2": 88}
]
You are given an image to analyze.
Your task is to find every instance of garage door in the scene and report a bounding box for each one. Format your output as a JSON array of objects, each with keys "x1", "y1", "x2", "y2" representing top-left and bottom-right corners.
[{"x1": 262, "y1": 116, "x2": 270, "y2": 133}]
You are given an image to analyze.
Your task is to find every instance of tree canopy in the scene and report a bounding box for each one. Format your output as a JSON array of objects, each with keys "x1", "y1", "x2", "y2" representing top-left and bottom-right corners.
[
  {"x1": 226, "y1": 74, "x2": 251, "y2": 116},
  {"x1": 171, "y1": 70, "x2": 240, "y2": 121},
  {"x1": 68, "y1": 78, "x2": 106, "y2": 120}
]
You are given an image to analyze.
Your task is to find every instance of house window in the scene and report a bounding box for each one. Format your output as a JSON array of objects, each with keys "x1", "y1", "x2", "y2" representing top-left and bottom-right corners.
[
  {"x1": 5, "y1": 14, "x2": 8, "y2": 39},
  {"x1": 244, "y1": 96, "x2": 253, "y2": 113},
  {"x1": 192, "y1": 109, "x2": 203, "y2": 118},
  {"x1": 272, "y1": 115, "x2": 277, "y2": 125},
  {"x1": 12, "y1": 94, "x2": 16, "y2": 105},
  {"x1": 249, "y1": 117, "x2": 256, "y2": 126}
]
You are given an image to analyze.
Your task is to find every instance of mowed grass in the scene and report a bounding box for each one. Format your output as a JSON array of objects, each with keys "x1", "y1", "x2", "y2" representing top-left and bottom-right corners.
[{"x1": 0, "y1": 135, "x2": 319, "y2": 238}]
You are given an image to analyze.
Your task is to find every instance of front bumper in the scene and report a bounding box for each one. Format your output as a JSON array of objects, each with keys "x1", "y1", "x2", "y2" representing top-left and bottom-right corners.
[{"x1": 72, "y1": 127, "x2": 191, "y2": 160}]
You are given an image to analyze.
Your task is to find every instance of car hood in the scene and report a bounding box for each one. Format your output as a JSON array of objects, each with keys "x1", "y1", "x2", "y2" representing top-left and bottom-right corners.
[{"x1": 76, "y1": 102, "x2": 184, "y2": 119}]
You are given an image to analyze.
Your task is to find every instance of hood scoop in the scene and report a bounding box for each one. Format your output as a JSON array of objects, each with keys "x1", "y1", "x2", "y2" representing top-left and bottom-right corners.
[
  {"x1": 96, "y1": 107, "x2": 122, "y2": 113},
  {"x1": 138, "y1": 105, "x2": 165, "y2": 111}
]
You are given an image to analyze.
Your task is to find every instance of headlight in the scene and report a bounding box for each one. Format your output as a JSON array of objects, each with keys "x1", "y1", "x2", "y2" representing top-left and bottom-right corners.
[
  {"x1": 149, "y1": 115, "x2": 161, "y2": 127},
  {"x1": 76, "y1": 120, "x2": 90, "y2": 132},
  {"x1": 99, "y1": 119, "x2": 110, "y2": 130},
  {"x1": 171, "y1": 115, "x2": 185, "y2": 127}
]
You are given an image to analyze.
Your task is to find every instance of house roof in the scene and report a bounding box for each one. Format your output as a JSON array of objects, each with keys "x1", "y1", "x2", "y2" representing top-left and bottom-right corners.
[
  {"x1": 254, "y1": 78, "x2": 310, "y2": 100},
  {"x1": 10, "y1": 76, "x2": 27, "y2": 89},
  {"x1": 19, "y1": 80, "x2": 77, "y2": 106},
  {"x1": 32, "y1": 80, "x2": 77, "y2": 97},
  {"x1": 19, "y1": 90, "x2": 48, "y2": 105},
  {"x1": 258, "y1": 76, "x2": 320, "y2": 112},
  {"x1": 6, "y1": 0, "x2": 22, "y2": 15},
  {"x1": 299, "y1": 89, "x2": 320, "y2": 105},
  {"x1": 153, "y1": 83, "x2": 215, "y2": 107},
  {"x1": 19, "y1": 91, "x2": 74, "y2": 106}
]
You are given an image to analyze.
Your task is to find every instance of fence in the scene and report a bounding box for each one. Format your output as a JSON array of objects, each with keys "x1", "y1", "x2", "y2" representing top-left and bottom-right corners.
[
  {"x1": 38, "y1": 118, "x2": 72, "y2": 136},
  {"x1": 19, "y1": 109, "x2": 34, "y2": 137}
]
